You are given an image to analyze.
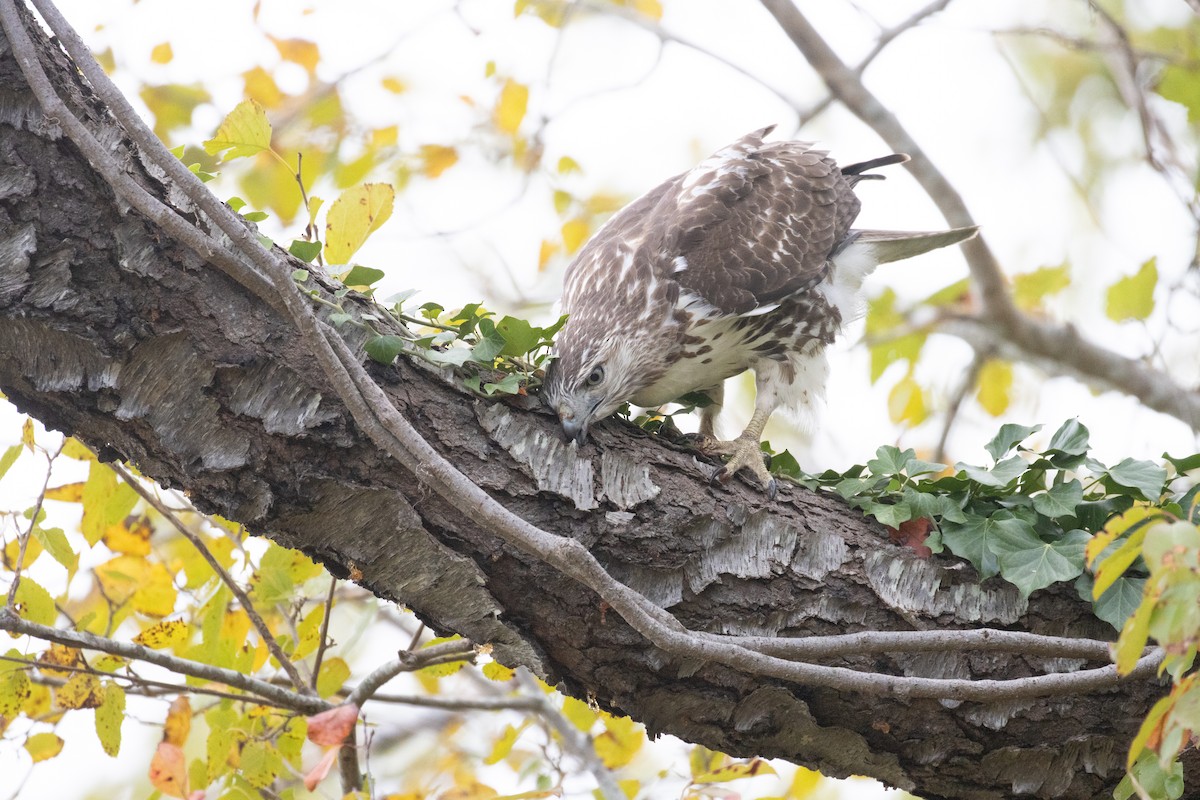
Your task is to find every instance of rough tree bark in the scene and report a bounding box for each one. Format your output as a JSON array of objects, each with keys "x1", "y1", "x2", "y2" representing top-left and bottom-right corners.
[{"x1": 0, "y1": 13, "x2": 1182, "y2": 800}]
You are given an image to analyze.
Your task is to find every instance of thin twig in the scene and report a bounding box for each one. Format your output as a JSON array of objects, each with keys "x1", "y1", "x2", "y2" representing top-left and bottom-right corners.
[
  {"x1": 109, "y1": 462, "x2": 313, "y2": 696},
  {"x1": 0, "y1": 607, "x2": 328, "y2": 714},
  {"x1": 310, "y1": 576, "x2": 337, "y2": 692}
]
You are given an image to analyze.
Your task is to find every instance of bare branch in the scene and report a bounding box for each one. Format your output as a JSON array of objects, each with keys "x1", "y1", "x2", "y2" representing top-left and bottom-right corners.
[{"x1": 0, "y1": 607, "x2": 328, "y2": 714}]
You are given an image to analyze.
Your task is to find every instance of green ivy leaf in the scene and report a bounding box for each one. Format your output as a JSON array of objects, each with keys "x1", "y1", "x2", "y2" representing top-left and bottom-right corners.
[
  {"x1": 996, "y1": 528, "x2": 1089, "y2": 598},
  {"x1": 1075, "y1": 495, "x2": 1134, "y2": 532},
  {"x1": 469, "y1": 318, "x2": 507, "y2": 364},
  {"x1": 1031, "y1": 479, "x2": 1083, "y2": 519},
  {"x1": 340, "y1": 265, "x2": 386, "y2": 289},
  {"x1": 495, "y1": 316, "x2": 540, "y2": 357},
  {"x1": 288, "y1": 239, "x2": 323, "y2": 263},
  {"x1": 365, "y1": 335, "x2": 407, "y2": 364},
  {"x1": 1078, "y1": 573, "x2": 1145, "y2": 630},
  {"x1": 940, "y1": 511, "x2": 1036, "y2": 579},
  {"x1": 956, "y1": 455, "x2": 1027, "y2": 488},
  {"x1": 984, "y1": 423, "x2": 1042, "y2": 462},
  {"x1": 1047, "y1": 418, "x2": 1090, "y2": 456},
  {"x1": 1106, "y1": 458, "x2": 1168, "y2": 501},
  {"x1": 484, "y1": 373, "x2": 522, "y2": 395},
  {"x1": 867, "y1": 445, "x2": 913, "y2": 476}
]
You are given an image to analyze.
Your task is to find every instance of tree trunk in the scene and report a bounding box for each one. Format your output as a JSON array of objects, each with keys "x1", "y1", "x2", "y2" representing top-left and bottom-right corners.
[{"x1": 0, "y1": 13, "x2": 1178, "y2": 799}]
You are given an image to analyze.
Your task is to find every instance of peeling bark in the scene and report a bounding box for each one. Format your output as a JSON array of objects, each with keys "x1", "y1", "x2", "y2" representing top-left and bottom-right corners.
[{"x1": 0, "y1": 17, "x2": 1186, "y2": 799}]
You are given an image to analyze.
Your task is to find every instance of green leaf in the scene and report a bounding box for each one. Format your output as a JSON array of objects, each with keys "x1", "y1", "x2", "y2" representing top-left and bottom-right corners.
[
  {"x1": 495, "y1": 315, "x2": 540, "y2": 357},
  {"x1": 242, "y1": 211, "x2": 268, "y2": 222},
  {"x1": 1164, "y1": 452, "x2": 1200, "y2": 475},
  {"x1": 867, "y1": 445, "x2": 913, "y2": 476},
  {"x1": 1158, "y1": 64, "x2": 1200, "y2": 123},
  {"x1": 1031, "y1": 479, "x2": 1083, "y2": 519},
  {"x1": 32, "y1": 526, "x2": 78, "y2": 576},
  {"x1": 1142, "y1": 521, "x2": 1200, "y2": 575},
  {"x1": 288, "y1": 239, "x2": 323, "y2": 262},
  {"x1": 1075, "y1": 495, "x2": 1134, "y2": 532},
  {"x1": 1106, "y1": 458, "x2": 1167, "y2": 501},
  {"x1": 0, "y1": 444, "x2": 20, "y2": 480},
  {"x1": 1105, "y1": 257, "x2": 1157, "y2": 322},
  {"x1": 996, "y1": 528, "x2": 1088, "y2": 597},
  {"x1": 365, "y1": 335, "x2": 407, "y2": 365},
  {"x1": 81, "y1": 462, "x2": 139, "y2": 547},
  {"x1": 316, "y1": 656, "x2": 351, "y2": 698},
  {"x1": 1012, "y1": 263, "x2": 1071, "y2": 310},
  {"x1": 956, "y1": 455, "x2": 1027, "y2": 488},
  {"x1": 984, "y1": 423, "x2": 1042, "y2": 462},
  {"x1": 291, "y1": 268, "x2": 309, "y2": 283},
  {"x1": 861, "y1": 501, "x2": 912, "y2": 529},
  {"x1": 484, "y1": 373, "x2": 522, "y2": 395},
  {"x1": 940, "y1": 512, "x2": 1036, "y2": 579},
  {"x1": 203, "y1": 99, "x2": 273, "y2": 160},
  {"x1": 239, "y1": 740, "x2": 282, "y2": 788},
  {"x1": 340, "y1": 265, "x2": 386, "y2": 289},
  {"x1": 469, "y1": 318, "x2": 507, "y2": 364},
  {"x1": 1046, "y1": 418, "x2": 1090, "y2": 456},
  {"x1": 1079, "y1": 573, "x2": 1145, "y2": 630},
  {"x1": 3, "y1": 577, "x2": 55, "y2": 626}
]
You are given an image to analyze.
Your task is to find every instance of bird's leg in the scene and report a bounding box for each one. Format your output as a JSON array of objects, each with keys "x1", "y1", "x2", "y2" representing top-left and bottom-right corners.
[
  {"x1": 700, "y1": 369, "x2": 780, "y2": 498},
  {"x1": 698, "y1": 382, "x2": 724, "y2": 438}
]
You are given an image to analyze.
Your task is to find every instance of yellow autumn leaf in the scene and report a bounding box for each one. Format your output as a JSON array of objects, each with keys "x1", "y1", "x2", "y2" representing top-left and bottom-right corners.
[
  {"x1": 4, "y1": 534, "x2": 41, "y2": 569},
  {"x1": 494, "y1": 78, "x2": 529, "y2": 135},
  {"x1": 419, "y1": 144, "x2": 458, "y2": 178},
  {"x1": 482, "y1": 661, "x2": 515, "y2": 682},
  {"x1": 81, "y1": 461, "x2": 139, "y2": 547},
  {"x1": 381, "y1": 76, "x2": 408, "y2": 94},
  {"x1": 163, "y1": 695, "x2": 192, "y2": 747},
  {"x1": 1106, "y1": 257, "x2": 1157, "y2": 322},
  {"x1": 887, "y1": 372, "x2": 927, "y2": 426},
  {"x1": 561, "y1": 696, "x2": 596, "y2": 732},
  {"x1": 22, "y1": 682, "x2": 51, "y2": 717},
  {"x1": 324, "y1": 183, "x2": 395, "y2": 265},
  {"x1": 269, "y1": 35, "x2": 320, "y2": 74},
  {"x1": 95, "y1": 555, "x2": 178, "y2": 616},
  {"x1": 103, "y1": 516, "x2": 152, "y2": 556},
  {"x1": 21, "y1": 417, "x2": 35, "y2": 450},
  {"x1": 44, "y1": 481, "x2": 85, "y2": 503},
  {"x1": 95, "y1": 682, "x2": 125, "y2": 757},
  {"x1": 975, "y1": 360, "x2": 1013, "y2": 417},
  {"x1": 60, "y1": 437, "x2": 95, "y2": 461},
  {"x1": 57, "y1": 671, "x2": 104, "y2": 709},
  {"x1": 242, "y1": 65, "x2": 284, "y2": 108},
  {"x1": 38, "y1": 643, "x2": 84, "y2": 676},
  {"x1": 538, "y1": 240, "x2": 558, "y2": 271},
  {"x1": 150, "y1": 41, "x2": 173, "y2": 64},
  {"x1": 204, "y1": 99, "x2": 274, "y2": 160},
  {"x1": 561, "y1": 218, "x2": 589, "y2": 254},
  {"x1": 788, "y1": 765, "x2": 823, "y2": 797},
  {"x1": 693, "y1": 757, "x2": 777, "y2": 784},
  {"x1": 485, "y1": 723, "x2": 522, "y2": 765},
  {"x1": 372, "y1": 125, "x2": 399, "y2": 149},
  {"x1": 133, "y1": 619, "x2": 190, "y2": 650},
  {"x1": 24, "y1": 732, "x2": 64, "y2": 762},
  {"x1": 594, "y1": 713, "x2": 643, "y2": 769}
]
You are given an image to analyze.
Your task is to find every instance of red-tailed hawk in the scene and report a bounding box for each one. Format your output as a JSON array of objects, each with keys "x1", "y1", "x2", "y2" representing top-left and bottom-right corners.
[{"x1": 541, "y1": 126, "x2": 977, "y2": 497}]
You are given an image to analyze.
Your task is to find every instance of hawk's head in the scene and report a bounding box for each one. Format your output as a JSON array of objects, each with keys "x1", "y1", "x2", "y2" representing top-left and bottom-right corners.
[{"x1": 540, "y1": 330, "x2": 651, "y2": 445}]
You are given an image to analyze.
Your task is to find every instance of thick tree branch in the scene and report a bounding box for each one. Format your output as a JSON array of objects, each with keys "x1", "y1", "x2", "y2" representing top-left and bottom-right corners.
[{"x1": 0, "y1": 3, "x2": 1186, "y2": 797}]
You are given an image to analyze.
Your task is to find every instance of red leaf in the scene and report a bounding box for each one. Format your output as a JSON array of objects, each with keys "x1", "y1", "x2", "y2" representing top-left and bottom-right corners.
[
  {"x1": 304, "y1": 746, "x2": 340, "y2": 791},
  {"x1": 888, "y1": 518, "x2": 933, "y2": 558},
  {"x1": 306, "y1": 702, "x2": 359, "y2": 746}
]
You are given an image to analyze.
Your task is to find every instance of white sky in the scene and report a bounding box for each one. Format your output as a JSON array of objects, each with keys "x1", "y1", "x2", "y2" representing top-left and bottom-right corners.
[{"x1": 3, "y1": 0, "x2": 1199, "y2": 798}]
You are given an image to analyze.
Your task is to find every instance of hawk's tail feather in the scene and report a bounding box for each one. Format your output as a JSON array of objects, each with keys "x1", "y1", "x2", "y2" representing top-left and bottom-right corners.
[
  {"x1": 856, "y1": 226, "x2": 979, "y2": 264},
  {"x1": 841, "y1": 153, "x2": 910, "y2": 180}
]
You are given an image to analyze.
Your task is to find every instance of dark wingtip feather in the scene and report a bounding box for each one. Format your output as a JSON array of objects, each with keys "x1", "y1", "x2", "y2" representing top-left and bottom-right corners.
[{"x1": 841, "y1": 153, "x2": 910, "y2": 179}]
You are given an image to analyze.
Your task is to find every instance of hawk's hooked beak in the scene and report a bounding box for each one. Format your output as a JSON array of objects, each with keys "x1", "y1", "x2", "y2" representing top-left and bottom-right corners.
[{"x1": 555, "y1": 402, "x2": 590, "y2": 445}]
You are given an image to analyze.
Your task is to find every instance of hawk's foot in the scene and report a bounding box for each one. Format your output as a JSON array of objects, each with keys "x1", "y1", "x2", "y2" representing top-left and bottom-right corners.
[{"x1": 693, "y1": 435, "x2": 777, "y2": 499}]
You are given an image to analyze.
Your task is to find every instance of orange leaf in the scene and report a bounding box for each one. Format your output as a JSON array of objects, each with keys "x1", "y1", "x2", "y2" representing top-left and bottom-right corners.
[
  {"x1": 149, "y1": 741, "x2": 189, "y2": 799},
  {"x1": 887, "y1": 518, "x2": 933, "y2": 558},
  {"x1": 163, "y1": 695, "x2": 192, "y2": 747},
  {"x1": 306, "y1": 702, "x2": 359, "y2": 746},
  {"x1": 304, "y1": 746, "x2": 340, "y2": 791}
]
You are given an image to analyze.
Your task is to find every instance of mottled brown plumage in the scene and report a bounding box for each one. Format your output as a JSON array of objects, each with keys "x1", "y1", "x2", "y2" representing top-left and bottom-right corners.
[{"x1": 542, "y1": 126, "x2": 977, "y2": 495}]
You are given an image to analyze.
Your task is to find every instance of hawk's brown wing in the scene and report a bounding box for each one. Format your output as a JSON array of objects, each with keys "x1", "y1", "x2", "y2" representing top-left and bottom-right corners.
[{"x1": 646, "y1": 128, "x2": 862, "y2": 316}]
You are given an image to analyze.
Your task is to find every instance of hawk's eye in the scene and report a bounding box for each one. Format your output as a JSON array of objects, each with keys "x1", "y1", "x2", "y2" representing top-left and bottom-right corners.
[{"x1": 585, "y1": 366, "x2": 604, "y2": 387}]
